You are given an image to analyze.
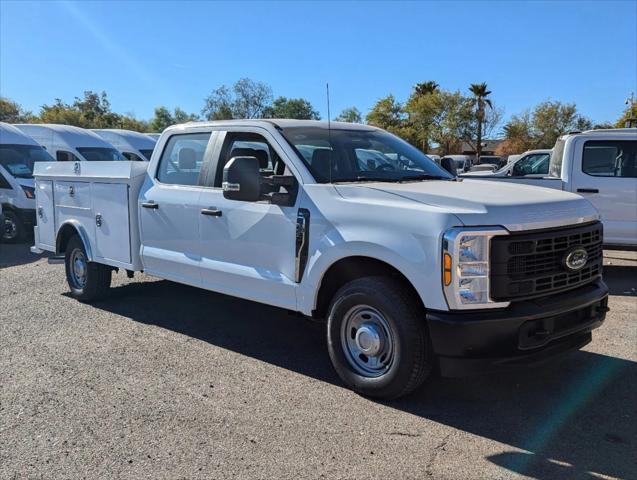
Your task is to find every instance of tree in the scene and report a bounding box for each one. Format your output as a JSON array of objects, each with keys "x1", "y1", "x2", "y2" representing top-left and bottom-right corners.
[
  {"x1": 263, "y1": 96, "x2": 320, "y2": 120},
  {"x1": 413, "y1": 81, "x2": 439, "y2": 97},
  {"x1": 501, "y1": 100, "x2": 593, "y2": 152},
  {"x1": 468, "y1": 82, "x2": 493, "y2": 160},
  {"x1": 0, "y1": 97, "x2": 34, "y2": 123},
  {"x1": 616, "y1": 102, "x2": 637, "y2": 128},
  {"x1": 366, "y1": 95, "x2": 405, "y2": 132},
  {"x1": 335, "y1": 107, "x2": 362, "y2": 123},
  {"x1": 149, "y1": 106, "x2": 199, "y2": 132},
  {"x1": 202, "y1": 78, "x2": 273, "y2": 120},
  {"x1": 532, "y1": 100, "x2": 590, "y2": 147}
]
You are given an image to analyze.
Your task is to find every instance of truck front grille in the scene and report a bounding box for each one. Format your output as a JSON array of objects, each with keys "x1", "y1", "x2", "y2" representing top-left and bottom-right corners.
[{"x1": 490, "y1": 222, "x2": 603, "y2": 301}]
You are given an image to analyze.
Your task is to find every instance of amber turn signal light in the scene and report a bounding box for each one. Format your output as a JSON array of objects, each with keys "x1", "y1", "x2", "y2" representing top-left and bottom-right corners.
[{"x1": 443, "y1": 253, "x2": 452, "y2": 286}]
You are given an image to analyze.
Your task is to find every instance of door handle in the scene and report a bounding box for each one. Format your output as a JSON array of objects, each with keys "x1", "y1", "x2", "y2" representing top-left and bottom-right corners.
[
  {"x1": 201, "y1": 208, "x2": 222, "y2": 217},
  {"x1": 141, "y1": 201, "x2": 159, "y2": 209},
  {"x1": 577, "y1": 188, "x2": 599, "y2": 194}
]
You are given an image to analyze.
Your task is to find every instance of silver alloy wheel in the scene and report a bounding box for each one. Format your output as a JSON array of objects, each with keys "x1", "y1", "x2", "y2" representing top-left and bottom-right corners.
[
  {"x1": 69, "y1": 248, "x2": 88, "y2": 289},
  {"x1": 340, "y1": 305, "x2": 395, "y2": 377},
  {"x1": 2, "y1": 216, "x2": 17, "y2": 240}
]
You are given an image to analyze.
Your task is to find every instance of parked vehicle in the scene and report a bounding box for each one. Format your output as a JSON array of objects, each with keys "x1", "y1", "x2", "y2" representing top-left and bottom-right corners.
[
  {"x1": 470, "y1": 129, "x2": 636, "y2": 248},
  {"x1": 92, "y1": 129, "x2": 157, "y2": 161},
  {"x1": 0, "y1": 122, "x2": 55, "y2": 242},
  {"x1": 478, "y1": 155, "x2": 506, "y2": 169},
  {"x1": 14, "y1": 124, "x2": 126, "y2": 162},
  {"x1": 440, "y1": 155, "x2": 471, "y2": 174},
  {"x1": 462, "y1": 149, "x2": 551, "y2": 178},
  {"x1": 32, "y1": 120, "x2": 609, "y2": 399},
  {"x1": 467, "y1": 164, "x2": 497, "y2": 173}
]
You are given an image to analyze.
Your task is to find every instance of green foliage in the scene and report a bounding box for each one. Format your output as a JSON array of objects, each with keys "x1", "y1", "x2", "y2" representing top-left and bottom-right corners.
[
  {"x1": 264, "y1": 97, "x2": 320, "y2": 120},
  {"x1": 149, "y1": 106, "x2": 200, "y2": 132},
  {"x1": 0, "y1": 97, "x2": 34, "y2": 123},
  {"x1": 202, "y1": 78, "x2": 273, "y2": 120},
  {"x1": 616, "y1": 103, "x2": 637, "y2": 128},
  {"x1": 335, "y1": 107, "x2": 362, "y2": 123},
  {"x1": 502, "y1": 100, "x2": 593, "y2": 152}
]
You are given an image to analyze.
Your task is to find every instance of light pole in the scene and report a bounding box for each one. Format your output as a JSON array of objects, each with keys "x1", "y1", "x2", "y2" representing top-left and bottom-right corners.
[{"x1": 625, "y1": 92, "x2": 636, "y2": 128}]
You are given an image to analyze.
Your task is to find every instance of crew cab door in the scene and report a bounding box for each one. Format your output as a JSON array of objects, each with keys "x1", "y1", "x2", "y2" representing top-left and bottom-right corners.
[
  {"x1": 569, "y1": 138, "x2": 637, "y2": 246},
  {"x1": 197, "y1": 129, "x2": 300, "y2": 310},
  {"x1": 139, "y1": 131, "x2": 214, "y2": 286}
]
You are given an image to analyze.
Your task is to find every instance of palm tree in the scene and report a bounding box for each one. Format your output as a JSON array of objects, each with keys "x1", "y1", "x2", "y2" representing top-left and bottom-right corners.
[
  {"x1": 414, "y1": 81, "x2": 439, "y2": 97},
  {"x1": 469, "y1": 82, "x2": 493, "y2": 161}
]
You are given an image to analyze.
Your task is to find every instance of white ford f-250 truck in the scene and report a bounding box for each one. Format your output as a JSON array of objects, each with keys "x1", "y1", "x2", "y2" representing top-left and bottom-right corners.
[
  {"x1": 463, "y1": 129, "x2": 637, "y2": 249},
  {"x1": 31, "y1": 120, "x2": 609, "y2": 399}
]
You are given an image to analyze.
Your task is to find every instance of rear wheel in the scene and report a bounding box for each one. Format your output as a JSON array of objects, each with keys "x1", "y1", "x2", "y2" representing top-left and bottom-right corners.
[
  {"x1": 327, "y1": 276, "x2": 433, "y2": 399},
  {"x1": 1, "y1": 211, "x2": 24, "y2": 243},
  {"x1": 65, "y1": 235, "x2": 112, "y2": 302}
]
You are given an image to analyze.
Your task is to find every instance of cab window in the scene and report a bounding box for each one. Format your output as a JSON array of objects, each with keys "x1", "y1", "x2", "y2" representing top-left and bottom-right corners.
[
  {"x1": 214, "y1": 132, "x2": 288, "y2": 188},
  {"x1": 56, "y1": 151, "x2": 81, "y2": 162},
  {"x1": 582, "y1": 141, "x2": 637, "y2": 178},
  {"x1": 156, "y1": 132, "x2": 211, "y2": 186},
  {"x1": 512, "y1": 153, "x2": 550, "y2": 176}
]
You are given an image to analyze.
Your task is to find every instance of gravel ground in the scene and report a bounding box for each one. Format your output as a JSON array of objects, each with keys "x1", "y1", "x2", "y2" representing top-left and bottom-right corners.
[{"x1": 1, "y1": 243, "x2": 635, "y2": 480}]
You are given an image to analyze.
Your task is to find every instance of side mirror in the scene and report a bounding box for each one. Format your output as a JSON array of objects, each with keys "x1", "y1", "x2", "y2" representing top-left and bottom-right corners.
[{"x1": 222, "y1": 156, "x2": 261, "y2": 202}]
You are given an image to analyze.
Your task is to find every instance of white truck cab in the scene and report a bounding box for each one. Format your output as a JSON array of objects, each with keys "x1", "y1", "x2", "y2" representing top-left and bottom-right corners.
[
  {"x1": 32, "y1": 120, "x2": 609, "y2": 399},
  {"x1": 462, "y1": 149, "x2": 552, "y2": 178},
  {"x1": 14, "y1": 124, "x2": 126, "y2": 163},
  {"x1": 468, "y1": 129, "x2": 637, "y2": 248},
  {"x1": 92, "y1": 129, "x2": 157, "y2": 161},
  {"x1": 0, "y1": 122, "x2": 55, "y2": 242}
]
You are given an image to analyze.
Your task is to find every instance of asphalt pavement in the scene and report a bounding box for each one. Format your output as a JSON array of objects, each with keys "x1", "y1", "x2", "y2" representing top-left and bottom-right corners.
[{"x1": 1, "y1": 243, "x2": 635, "y2": 479}]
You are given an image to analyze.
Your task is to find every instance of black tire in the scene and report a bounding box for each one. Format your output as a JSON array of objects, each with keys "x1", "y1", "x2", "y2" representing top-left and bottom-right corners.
[
  {"x1": 327, "y1": 276, "x2": 433, "y2": 399},
  {"x1": 64, "y1": 235, "x2": 112, "y2": 302},
  {"x1": 1, "y1": 210, "x2": 24, "y2": 243}
]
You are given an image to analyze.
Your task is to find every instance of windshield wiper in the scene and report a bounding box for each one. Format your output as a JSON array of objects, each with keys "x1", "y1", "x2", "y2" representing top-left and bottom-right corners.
[
  {"x1": 331, "y1": 176, "x2": 403, "y2": 183},
  {"x1": 398, "y1": 174, "x2": 451, "y2": 181}
]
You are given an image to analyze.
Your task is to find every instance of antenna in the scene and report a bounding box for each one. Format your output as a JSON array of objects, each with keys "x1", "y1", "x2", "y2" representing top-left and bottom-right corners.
[{"x1": 327, "y1": 83, "x2": 333, "y2": 183}]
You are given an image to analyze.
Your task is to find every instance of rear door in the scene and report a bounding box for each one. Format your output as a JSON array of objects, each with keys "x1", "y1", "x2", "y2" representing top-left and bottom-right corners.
[
  {"x1": 569, "y1": 138, "x2": 637, "y2": 246},
  {"x1": 139, "y1": 130, "x2": 215, "y2": 286},
  {"x1": 197, "y1": 128, "x2": 300, "y2": 310}
]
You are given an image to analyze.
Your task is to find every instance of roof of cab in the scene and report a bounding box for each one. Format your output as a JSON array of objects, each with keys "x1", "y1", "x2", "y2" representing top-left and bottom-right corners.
[
  {"x1": 167, "y1": 119, "x2": 378, "y2": 132},
  {"x1": 14, "y1": 123, "x2": 116, "y2": 148},
  {"x1": 0, "y1": 122, "x2": 43, "y2": 146}
]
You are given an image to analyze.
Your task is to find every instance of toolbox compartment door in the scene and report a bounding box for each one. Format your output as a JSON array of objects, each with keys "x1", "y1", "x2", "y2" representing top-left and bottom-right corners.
[
  {"x1": 91, "y1": 182, "x2": 131, "y2": 264},
  {"x1": 35, "y1": 179, "x2": 55, "y2": 249}
]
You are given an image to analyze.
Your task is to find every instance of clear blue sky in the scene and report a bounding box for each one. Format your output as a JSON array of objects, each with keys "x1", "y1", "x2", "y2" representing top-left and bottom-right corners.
[{"x1": 1, "y1": 0, "x2": 636, "y2": 126}]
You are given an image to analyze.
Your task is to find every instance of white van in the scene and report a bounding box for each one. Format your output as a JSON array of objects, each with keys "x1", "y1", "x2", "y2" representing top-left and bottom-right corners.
[
  {"x1": 14, "y1": 124, "x2": 126, "y2": 162},
  {"x1": 0, "y1": 122, "x2": 55, "y2": 242},
  {"x1": 92, "y1": 129, "x2": 157, "y2": 161}
]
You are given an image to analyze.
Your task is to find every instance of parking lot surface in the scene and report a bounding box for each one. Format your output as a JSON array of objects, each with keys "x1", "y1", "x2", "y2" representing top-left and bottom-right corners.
[{"x1": 1, "y1": 243, "x2": 635, "y2": 480}]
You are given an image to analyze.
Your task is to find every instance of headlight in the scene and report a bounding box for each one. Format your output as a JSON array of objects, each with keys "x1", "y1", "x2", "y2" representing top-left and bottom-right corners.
[
  {"x1": 21, "y1": 185, "x2": 35, "y2": 199},
  {"x1": 442, "y1": 227, "x2": 510, "y2": 310}
]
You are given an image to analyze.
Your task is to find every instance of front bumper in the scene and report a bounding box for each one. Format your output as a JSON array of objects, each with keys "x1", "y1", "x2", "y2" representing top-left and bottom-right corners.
[
  {"x1": 427, "y1": 279, "x2": 609, "y2": 377},
  {"x1": 15, "y1": 208, "x2": 36, "y2": 228}
]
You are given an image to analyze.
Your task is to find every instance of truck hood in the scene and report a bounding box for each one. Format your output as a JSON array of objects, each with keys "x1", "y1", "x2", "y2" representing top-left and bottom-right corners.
[{"x1": 335, "y1": 180, "x2": 599, "y2": 231}]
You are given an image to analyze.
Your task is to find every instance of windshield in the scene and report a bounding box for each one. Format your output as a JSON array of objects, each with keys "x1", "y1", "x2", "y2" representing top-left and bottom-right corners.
[
  {"x1": 280, "y1": 127, "x2": 453, "y2": 183},
  {"x1": 139, "y1": 149, "x2": 154, "y2": 161},
  {"x1": 76, "y1": 147, "x2": 126, "y2": 162},
  {"x1": 0, "y1": 144, "x2": 54, "y2": 178}
]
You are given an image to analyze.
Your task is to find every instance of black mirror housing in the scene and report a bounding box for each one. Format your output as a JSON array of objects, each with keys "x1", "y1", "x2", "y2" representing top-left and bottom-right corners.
[{"x1": 223, "y1": 156, "x2": 261, "y2": 202}]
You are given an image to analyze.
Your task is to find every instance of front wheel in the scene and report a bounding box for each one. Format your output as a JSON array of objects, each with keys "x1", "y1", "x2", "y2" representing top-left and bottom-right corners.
[
  {"x1": 2, "y1": 211, "x2": 24, "y2": 243},
  {"x1": 65, "y1": 235, "x2": 112, "y2": 302},
  {"x1": 327, "y1": 276, "x2": 433, "y2": 399}
]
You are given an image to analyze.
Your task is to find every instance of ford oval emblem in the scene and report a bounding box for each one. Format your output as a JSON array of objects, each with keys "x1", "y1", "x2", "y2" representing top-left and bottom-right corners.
[{"x1": 563, "y1": 246, "x2": 588, "y2": 272}]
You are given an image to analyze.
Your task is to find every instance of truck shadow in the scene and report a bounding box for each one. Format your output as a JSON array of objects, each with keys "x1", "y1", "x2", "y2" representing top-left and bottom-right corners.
[
  {"x1": 0, "y1": 241, "x2": 48, "y2": 268},
  {"x1": 603, "y1": 265, "x2": 637, "y2": 296},
  {"x1": 90, "y1": 277, "x2": 636, "y2": 480}
]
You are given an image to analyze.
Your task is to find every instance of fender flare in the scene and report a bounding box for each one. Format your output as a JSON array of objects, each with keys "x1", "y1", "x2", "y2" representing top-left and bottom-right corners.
[{"x1": 56, "y1": 220, "x2": 94, "y2": 261}]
